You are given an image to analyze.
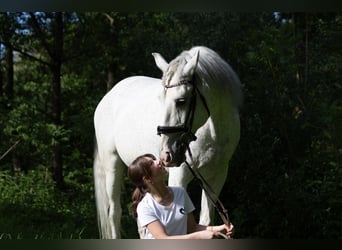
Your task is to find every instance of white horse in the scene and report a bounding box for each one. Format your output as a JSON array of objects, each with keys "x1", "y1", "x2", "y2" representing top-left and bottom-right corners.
[{"x1": 93, "y1": 46, "x2": 242, "y2": 239}]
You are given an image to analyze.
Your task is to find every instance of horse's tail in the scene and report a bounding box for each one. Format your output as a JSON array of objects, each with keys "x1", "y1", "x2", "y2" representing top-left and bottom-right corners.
[{"x1": 93, "y1": 140, "x2": 112, "y2": 239}]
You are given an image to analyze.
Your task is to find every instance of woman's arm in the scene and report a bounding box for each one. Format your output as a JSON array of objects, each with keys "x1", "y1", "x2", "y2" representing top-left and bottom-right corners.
[
  {"x1": 187, "y1": 212, "x2": 235, "y2": 238},
  {"x1": 146, "y1": 219, "x2": 216, "y2": 239},
  {"x1": 187, "y1": 212, "x2": 209, "y2": 232},
  {"x1": 146, "y1": 213, "x2": 234, "y2": 239}
]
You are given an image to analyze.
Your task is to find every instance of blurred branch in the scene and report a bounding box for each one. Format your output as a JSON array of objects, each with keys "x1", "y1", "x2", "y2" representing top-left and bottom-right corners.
[{"x1": 0, "y1": 139, "x2": 21, "y2": 161}]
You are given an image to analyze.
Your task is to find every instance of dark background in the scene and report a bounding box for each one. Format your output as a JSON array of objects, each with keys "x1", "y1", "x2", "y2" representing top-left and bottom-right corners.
[{"x1": 0, "y1": 12, "x2": 340, "y2": 239}]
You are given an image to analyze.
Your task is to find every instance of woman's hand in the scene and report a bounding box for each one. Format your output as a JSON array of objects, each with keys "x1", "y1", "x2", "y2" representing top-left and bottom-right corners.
[
  {"x1": 196, "y1": 223, "x2": 234, "y2": 239},
  {"x1": 210, "y1": 223, "x2": 234, "y2": 238}
]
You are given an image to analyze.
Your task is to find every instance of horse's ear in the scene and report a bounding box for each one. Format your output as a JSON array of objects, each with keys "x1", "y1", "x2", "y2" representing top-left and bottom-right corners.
[
  {"x1": 183, "y1": 50, "x2": 199, "y2": 77},
  {"x1": 152, "y1": 53, "x2": 168, "y2": 73}
]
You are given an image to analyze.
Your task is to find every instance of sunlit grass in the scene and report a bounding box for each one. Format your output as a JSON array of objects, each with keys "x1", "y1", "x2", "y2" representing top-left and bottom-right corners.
[{"x1": 0, "y1": 169, "x2": 98, "y2": 239}]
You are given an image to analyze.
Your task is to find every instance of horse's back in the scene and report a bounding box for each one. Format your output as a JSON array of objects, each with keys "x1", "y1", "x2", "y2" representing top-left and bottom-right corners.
[
  {"x1": 94, "y1": 76, "x2": 162, "y2": 165},
  {"x1": 95, "y1": 76, "x2": 160, "y2": 112}
]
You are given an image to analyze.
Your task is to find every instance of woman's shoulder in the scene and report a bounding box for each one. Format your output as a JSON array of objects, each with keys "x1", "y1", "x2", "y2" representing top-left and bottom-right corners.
[{"x1": 138, "y1": 193, "x2": 153, "y2": 205}]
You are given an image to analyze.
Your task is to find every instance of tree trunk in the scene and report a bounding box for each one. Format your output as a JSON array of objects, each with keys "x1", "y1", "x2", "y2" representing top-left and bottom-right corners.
[
  {"x1": 28, "y1": 12, "x2": 65, "y2": 187},
  {"x1": 50, "y1": 12, "x2": 64, "y2": 188},
  {"x1": 3, "y1": 25, "x2": 17, "y2": 173},
  {"x1": 304, "y1": 13, "x2": 309, "y2": 87},
  {"x1": 0, "y1": 64, "x2": 3, "y2": 96},
  {"x1": 0, "y1": 13, "x2": 14, "y2": 99},
  {"x1": 292, "y1": 12, "x2": 309, "y2": 85},
  {"x1": 106, "y1": 61, "x2": 116, "y2": 92},
  {"x1": 51, "y1": 62, "x2": 63, "y2": 187},
  {"x1": 4, "y1": 44, "x2": 14, "y2": 100}
]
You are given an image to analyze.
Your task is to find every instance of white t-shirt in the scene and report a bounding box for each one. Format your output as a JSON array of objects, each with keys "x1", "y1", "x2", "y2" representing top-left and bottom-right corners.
[{"x1": 137, "y1": 186, "x2": 195, "y2": 239}]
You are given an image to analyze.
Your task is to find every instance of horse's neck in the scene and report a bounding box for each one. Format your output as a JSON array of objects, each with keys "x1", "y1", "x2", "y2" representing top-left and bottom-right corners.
[{"x1": 199, "y1": 86, "x2": 238, "y2": 137}]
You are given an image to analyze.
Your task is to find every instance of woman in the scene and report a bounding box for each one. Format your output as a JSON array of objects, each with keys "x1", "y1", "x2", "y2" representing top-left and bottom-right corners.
[{"x1": 128, "y1": 153, "x2": 234, "y2": 239}]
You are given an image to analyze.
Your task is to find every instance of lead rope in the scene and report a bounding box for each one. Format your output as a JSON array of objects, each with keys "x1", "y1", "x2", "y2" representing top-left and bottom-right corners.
[{"x1": 184, "y1": 145, "x2": 232, "y2": 239}]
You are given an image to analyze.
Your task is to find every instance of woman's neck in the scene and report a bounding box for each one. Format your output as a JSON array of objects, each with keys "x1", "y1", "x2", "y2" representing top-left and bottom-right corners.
[{"x1": 150, "y1": 184, "x2": 173, "y2": 206}]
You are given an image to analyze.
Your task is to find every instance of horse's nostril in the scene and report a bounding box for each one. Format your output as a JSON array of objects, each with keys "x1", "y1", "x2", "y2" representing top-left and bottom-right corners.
[{"x1": 165, "y1": 152, "x2": 172, "y2": 162}]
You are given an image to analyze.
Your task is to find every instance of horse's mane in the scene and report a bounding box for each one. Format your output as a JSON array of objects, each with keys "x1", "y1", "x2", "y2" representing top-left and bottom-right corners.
[{"x1": 180, "y1": 46, "x2": 243, "y2": 108}]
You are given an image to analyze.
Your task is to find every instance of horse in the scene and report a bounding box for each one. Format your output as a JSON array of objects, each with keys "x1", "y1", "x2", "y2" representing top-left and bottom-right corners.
[{"x1": 93, "y1": 46, "x2": 242, "y2": 239}]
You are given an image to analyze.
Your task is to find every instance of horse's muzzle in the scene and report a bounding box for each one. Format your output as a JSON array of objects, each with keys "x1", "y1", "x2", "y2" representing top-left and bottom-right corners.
[
  {"x1": 161, "y1": 132, "x2": 197, "y2": 167},
  {"x1": 160, "y1": 151, "x2": 185, "y2": 167}
]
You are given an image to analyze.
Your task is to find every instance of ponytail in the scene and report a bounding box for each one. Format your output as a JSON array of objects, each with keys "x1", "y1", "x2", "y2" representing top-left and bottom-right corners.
[
  {"x1": 131, "y1": 186, "x2": 147, "y2": 218},
  {"x1": 128, "y1": 153, "x2": 155, "y2": 218}
]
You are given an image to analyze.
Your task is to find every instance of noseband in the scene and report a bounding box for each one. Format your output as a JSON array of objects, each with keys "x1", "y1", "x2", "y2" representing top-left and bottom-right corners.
[{"x1": 157, "y1": 78, "x2": 210, "y2": 141}]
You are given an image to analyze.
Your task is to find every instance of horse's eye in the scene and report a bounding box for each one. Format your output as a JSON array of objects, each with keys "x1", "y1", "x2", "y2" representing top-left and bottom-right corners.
[{"x1": 175, "y1": 98, "x2": 186, "y2": 107}]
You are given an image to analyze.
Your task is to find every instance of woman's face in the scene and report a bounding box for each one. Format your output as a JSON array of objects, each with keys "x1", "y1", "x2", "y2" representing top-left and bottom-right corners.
[{"x1": 144, "y1": 156, "x2": 167, "y2": 181}]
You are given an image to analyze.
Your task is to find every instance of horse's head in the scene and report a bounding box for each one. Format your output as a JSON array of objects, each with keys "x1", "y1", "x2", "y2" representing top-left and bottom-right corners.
[{"x1": 153, "y1": 50, "x2": 202, "y2": 167}]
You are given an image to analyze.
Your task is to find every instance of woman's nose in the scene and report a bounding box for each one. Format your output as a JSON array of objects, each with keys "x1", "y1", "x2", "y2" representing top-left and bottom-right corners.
[{"x1": 156, "y1": 159, "x2": 163, "y2": 167}]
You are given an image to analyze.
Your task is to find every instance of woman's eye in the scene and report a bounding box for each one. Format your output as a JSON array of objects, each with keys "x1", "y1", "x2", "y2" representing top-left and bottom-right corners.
[{"x1": 175, "y1": 98, "x2": 186, "y2": 107}]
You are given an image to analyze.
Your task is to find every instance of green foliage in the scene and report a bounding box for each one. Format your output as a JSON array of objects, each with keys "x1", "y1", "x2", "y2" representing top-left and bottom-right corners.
[
  {"x1": 0, "y1": 169, "x2": 98, "y2": 239},
  {"x1": 0, "y1": 12, "x2": 341, "y2": 239},
  {"x1": 223, "y1": 13, "x2": 342, "y2": 239}
]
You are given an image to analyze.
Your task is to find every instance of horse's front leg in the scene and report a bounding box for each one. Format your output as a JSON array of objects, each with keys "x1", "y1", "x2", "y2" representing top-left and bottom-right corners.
[
  {"x1": 105, "y1": 153, "x2": 125, "y2": 238},
  {"x1": 199, "y1": 165, "x2": 228, "y2": 226}
]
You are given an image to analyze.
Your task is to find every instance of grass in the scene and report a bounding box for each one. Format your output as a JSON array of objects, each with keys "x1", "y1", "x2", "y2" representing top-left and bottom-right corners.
[
  {"x1": 0, "y1": 168, "x2": 141, "y2": 239},
  {"x1": 0, "y1": 169, "x2": 98, "y2": 239}
]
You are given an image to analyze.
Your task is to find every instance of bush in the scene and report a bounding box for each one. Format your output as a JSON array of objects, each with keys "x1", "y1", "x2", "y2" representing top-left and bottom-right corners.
[{"x1": 0, "y1": 169, "x2": 98, "y2": 239}]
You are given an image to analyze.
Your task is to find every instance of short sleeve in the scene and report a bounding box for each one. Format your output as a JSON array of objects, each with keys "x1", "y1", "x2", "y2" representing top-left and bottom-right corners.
[{"x1": 137, "y1": 197, "x2": 158, "y2": 227}]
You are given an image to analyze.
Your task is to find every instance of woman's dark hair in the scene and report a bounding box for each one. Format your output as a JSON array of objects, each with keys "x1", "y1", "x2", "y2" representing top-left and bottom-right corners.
[{"x1": 127, "y1": 153, "x2": 156, "y2": 218}]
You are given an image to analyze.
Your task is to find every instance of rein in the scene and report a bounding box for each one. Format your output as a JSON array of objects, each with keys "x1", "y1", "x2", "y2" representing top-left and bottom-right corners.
[
  {"x1": 157, "y1": 78, "x2": 231, "y2": 239},
  {"x1": 185, "y1": 149, "x2": 231, "y2": 239}
]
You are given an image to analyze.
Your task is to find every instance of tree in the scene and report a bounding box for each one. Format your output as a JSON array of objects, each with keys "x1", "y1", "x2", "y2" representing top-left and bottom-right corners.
[
  {"x1": 0, "y1": 12, "x2": 15, "y2": 100},
  {"x1": 25, "y1": 12, "x2": 64, "y2": 187}
]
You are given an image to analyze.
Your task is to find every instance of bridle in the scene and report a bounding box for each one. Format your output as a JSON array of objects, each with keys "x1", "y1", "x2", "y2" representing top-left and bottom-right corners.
[
  {"x1": 156, "y1": 77, "x2": 232, "y2": 239},
  {"x1": 157, "y1": 77, "x2": 210, "y2": 140}
]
